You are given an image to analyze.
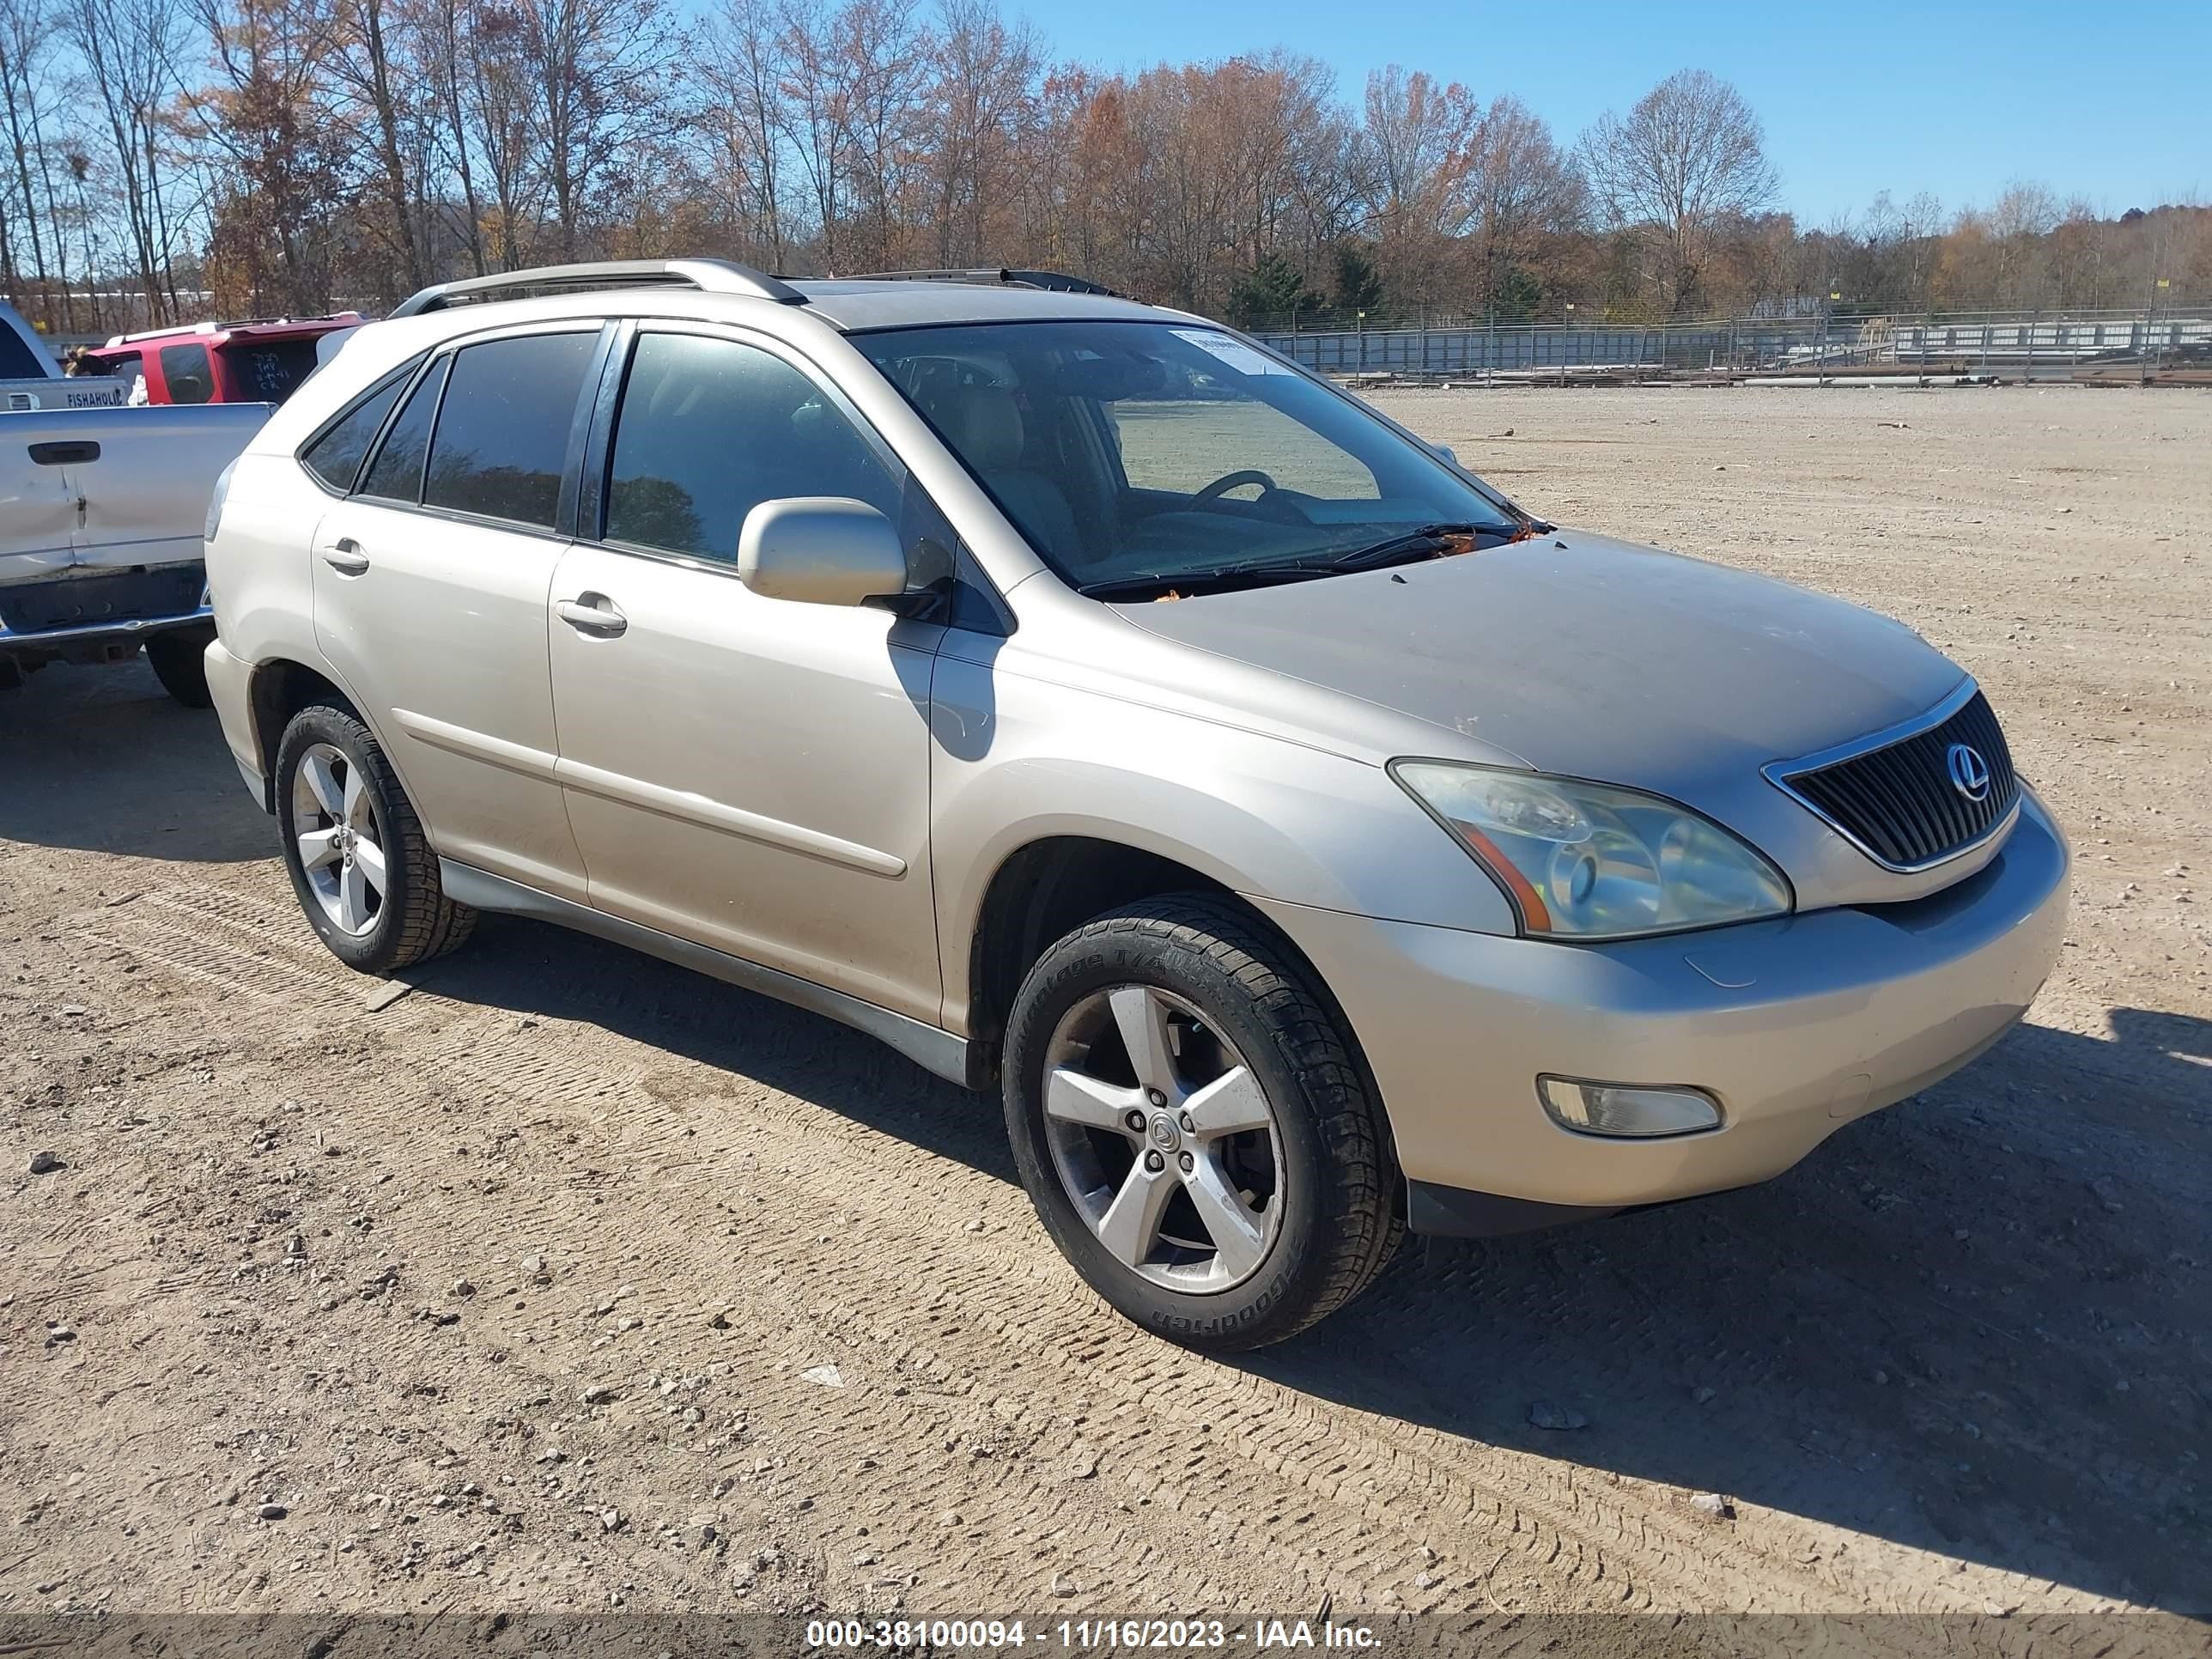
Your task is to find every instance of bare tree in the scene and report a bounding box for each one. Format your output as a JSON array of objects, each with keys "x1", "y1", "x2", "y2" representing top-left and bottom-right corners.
[
  {"x1": 64, "y1": 0, "x2": 189, "y2": 320},
  {"x1": 460, "y1": 0, "x2": 539, "y2": 267},
  {"x1": 823, "y1": 0, "x2": 932, "y2": 268},
  {"x1": 1579, "y1": 67, "x2": 1775, "y2": 316},
  {"x1": 522, "y1": 0, "x2": 675, "y2": 261},
  {"x1": 0, "y1": 0, "x2": 66, "y2": 322},
  {"x1": 696, "y1": 0, "x2": 789, "y2": 265},
  {"x1": 329, "y1": 0, "x2": 428, "y2": 294},
  {"x1": 1355, "y1": 65, "x2": 1477, "y2": 303},
  {"x1": 923, "y1": 0, "x2": 1038, "y2": 266},
  {"x1": 417, "y1": 0, "x2": 487, "y2": 273},
  {"x1": 775, "y1": 0, "x2": 844, "y2": 265}
]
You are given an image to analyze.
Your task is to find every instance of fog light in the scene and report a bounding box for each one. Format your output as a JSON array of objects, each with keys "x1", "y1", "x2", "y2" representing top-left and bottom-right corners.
[{"x1": 1538, "y1": 1076, "x2": 1722, "y2": 1138}]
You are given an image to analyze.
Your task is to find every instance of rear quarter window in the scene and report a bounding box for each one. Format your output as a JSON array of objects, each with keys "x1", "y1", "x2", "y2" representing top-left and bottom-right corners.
[
  {"x1": 300, "y1": 362, "x2": 417, "y2": 494},
  {"x1": 359, "y1": 357, "x2": 450, "y2": 502}
]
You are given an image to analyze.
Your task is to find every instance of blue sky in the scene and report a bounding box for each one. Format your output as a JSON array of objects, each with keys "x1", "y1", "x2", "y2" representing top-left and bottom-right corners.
[{"x1": 1036, "y1": 0, "x2": 2212, "y2": 224}]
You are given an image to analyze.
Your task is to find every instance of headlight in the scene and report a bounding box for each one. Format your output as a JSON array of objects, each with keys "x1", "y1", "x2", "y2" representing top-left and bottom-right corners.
[{"x1": 1391, "y1": 761, "x2": 1792, "y2": 939}]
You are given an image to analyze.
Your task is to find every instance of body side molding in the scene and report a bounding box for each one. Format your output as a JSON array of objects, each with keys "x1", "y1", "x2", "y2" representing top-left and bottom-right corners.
[{"x1": 438, "y1": 860, "x2": 969, "y2": 1087}]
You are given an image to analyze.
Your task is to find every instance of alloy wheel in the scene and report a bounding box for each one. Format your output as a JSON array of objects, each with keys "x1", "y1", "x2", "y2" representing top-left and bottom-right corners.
[
  {"x1": 291, "y1": 741, "x2": 386, "y2": 936},
  {"x1": 1042, "y1": 984, "x2": 1285, "y2": 1294}
]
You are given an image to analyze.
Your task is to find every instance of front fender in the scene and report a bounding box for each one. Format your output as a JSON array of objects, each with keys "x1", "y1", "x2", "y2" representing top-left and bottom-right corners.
[{"x1": 929, "y1": 653, "x2": 1517, "y2": 1032}]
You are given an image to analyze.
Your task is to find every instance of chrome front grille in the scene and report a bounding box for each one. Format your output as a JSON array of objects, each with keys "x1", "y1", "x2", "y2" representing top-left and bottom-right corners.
[{"x1": 1769, "y1": 685, "x2": 2019, "y2": 872}]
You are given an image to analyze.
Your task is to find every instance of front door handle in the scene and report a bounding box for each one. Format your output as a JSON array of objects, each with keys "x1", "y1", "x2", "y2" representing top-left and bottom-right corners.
[
  {"x1": 557, "y1": 595, "x2": 627, "y2": 636},
  {"x1": 322, "y1": 537, "x2": 370, "y2": 575}
]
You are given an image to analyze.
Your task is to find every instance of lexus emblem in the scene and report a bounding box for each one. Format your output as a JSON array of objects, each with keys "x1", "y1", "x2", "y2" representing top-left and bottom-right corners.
[{"x1": 1946, "y1": 742, "x2": 1991, "y2": 803}]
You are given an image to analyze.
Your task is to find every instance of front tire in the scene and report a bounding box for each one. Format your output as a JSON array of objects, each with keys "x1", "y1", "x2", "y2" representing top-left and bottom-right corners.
[
  {"x1": 275, "y1": 703, "x2": 475, "y2": 975},
  {"x1": 145, "y1": 626, "x2": 216, "y2": 708},
  {"x1": 1003, "y1": 895, "x2": 1401, "y2": 1352}
]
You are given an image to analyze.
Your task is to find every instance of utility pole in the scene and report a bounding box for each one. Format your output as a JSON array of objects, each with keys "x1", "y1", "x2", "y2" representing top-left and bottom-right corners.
[{"x1": 2142, "y1": 274, "x2": 2169, "y2": 386}]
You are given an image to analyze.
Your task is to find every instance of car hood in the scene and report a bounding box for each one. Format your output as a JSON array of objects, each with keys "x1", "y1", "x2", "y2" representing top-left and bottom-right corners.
[{"x1": 1113, "y1": 530, "x2": 1965, "y2": 807}]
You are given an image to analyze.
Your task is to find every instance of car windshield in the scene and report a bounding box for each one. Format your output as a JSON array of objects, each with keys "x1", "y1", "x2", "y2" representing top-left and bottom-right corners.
[{"x1": 851, "y1": 319, "x2": 1523, "y2": 594}]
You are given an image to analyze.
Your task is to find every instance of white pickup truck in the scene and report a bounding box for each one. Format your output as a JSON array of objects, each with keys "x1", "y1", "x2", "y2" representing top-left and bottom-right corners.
[{"x1": 1, "y1": 302, "x2": 271, "y2": 702}]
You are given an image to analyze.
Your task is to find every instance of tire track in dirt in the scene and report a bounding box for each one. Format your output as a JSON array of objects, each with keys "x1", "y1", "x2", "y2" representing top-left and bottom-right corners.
[
  {"x1": 64, "y1": 867, "x2": 2133, "y2": 1629},
  {"x1": 74, "y1": 872, "x2": 1698, "y2": 1612}
]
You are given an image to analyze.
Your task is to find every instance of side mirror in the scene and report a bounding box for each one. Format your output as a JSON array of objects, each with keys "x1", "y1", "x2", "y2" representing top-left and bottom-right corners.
[
  {"x1": 738, "y1": 496, "x2": 908, "y2": 607},
  {"x1": 1432, "y1": 443, "x2": 1460, "y2": 466}
]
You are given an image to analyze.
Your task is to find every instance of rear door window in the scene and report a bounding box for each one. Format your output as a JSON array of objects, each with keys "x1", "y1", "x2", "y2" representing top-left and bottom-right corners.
[
  {"x1": 422, "y1": 331, "x2": 596, "y2": 529},
  {"x1": 159, "y1": 342, "x2": 215, "y2": 403}
]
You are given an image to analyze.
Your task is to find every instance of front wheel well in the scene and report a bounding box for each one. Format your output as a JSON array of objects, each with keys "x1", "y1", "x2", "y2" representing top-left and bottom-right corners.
[
  {"x1": 962, "y1": 836, "x2": 1372, "y2": 1089},
  {"x1": 965, "y1": 836, "x2": 1407, "y2": 1226},
  {"x1": 967, "y1": 839, "x2": 1232, "y2": 1088}
]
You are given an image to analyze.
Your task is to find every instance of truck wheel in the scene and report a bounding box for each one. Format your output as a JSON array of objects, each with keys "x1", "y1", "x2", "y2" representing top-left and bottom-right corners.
[
  {"x1": 274, "y1": 703, "x2": 475, "y2": 975},
  {"x1": 145, "y1": 626, "x2": 216, "y2": 708},
  {"x1": 1002, "y1": 895, "x2": 1401, "y2": 1352}
]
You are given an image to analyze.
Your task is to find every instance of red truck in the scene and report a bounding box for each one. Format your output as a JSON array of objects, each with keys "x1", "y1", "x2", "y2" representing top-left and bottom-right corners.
[{"x1": 76, "y1": 313, "x2": 362, "y2": 406}]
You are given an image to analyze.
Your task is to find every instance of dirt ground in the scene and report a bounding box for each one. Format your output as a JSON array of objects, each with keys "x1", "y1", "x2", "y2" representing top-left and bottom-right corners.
[{"x1": 3, "y1": 386, "x2": 2207, "y2": 1635}]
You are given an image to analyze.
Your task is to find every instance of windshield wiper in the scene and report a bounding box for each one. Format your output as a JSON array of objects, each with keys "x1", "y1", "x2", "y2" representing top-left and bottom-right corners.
[
  {"x1": 1077, "y1": 563, "x2": 1352, "y2": 601},
  {"x1": 1316, "y1": 522, "x2": 1505, "y2": 570},
  {"x1": 1077, "y1": 523, "x2": 1526, "y2": 602}
]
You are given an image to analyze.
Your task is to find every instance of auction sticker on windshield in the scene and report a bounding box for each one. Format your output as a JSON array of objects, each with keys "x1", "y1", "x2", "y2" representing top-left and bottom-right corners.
[{"x1": 1171, "y1": 328, "x2": 1290, "y2": 374}]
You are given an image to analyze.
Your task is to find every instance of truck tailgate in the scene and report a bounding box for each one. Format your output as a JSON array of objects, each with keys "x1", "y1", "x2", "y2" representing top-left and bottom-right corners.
[{"x1": 0, "y1": 403, "x2": 270, "y2": 584}]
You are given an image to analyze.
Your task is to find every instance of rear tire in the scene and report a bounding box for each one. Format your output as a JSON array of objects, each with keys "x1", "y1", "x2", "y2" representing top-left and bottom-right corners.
[
  {"x1": 1003, "y1": 894, "x2": 1401, "y2": 1352},
  {"x1": 275, "y1": 703, "x2": 476, "y2": 975},
  {"x1": 145, "y1": 626, "x2": 215, "y2": 708}
]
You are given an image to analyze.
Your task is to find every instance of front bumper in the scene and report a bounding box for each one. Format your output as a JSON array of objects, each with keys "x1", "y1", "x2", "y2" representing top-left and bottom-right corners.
[{"x1": 1254, "y1": 787, "x2": 2070, "y2": 1224}]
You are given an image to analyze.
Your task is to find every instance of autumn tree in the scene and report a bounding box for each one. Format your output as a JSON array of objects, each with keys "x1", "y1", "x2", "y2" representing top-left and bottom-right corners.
[{"x1": 184, "y1": 0, "x2": 356, "y2": 313}]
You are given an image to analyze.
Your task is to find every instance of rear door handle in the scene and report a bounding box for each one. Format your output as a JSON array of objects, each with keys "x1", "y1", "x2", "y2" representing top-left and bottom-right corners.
[
  {"x1": 322, "y1": 537, "x2": 369, "y2": 575},
  {"x1": 557, "y1": 595, "x2": 627, "y2": 636}
]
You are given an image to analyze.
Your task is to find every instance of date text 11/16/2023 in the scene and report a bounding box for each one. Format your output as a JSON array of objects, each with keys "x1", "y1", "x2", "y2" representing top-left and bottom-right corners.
[{"x1": 805, "y1": 1618, "x2": 1383, "y2": 1650}]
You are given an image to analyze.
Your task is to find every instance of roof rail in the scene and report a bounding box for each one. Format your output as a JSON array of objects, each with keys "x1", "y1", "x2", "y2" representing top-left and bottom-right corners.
[
  {"x1": 388, "y1": 258, "x2": 805, "y2": 319},
  {"x1": 831, "y1": 267, "x2": 1121, "y2": 297}
]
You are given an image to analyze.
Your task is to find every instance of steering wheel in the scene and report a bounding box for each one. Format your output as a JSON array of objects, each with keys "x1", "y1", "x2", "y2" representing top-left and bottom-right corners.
[{"x1": 1193, "y1": 468, "x2": 1279, "y2": 502}]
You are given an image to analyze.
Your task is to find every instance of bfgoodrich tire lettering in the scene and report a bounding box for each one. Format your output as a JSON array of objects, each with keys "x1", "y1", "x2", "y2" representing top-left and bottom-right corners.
[
  {"x1": 1003, "y1": 894, "x2": 1401, "y2": 1351},
  {"x1": 274, "y1": 703, "x2": 475, "y2": 975}
]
